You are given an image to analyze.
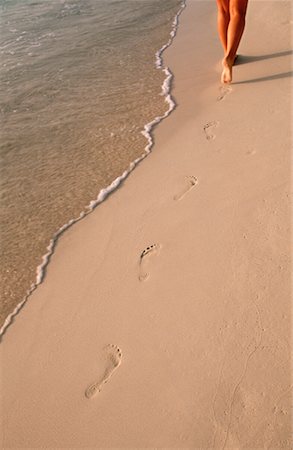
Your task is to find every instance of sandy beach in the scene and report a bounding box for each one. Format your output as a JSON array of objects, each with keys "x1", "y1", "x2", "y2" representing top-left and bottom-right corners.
[{"x1": 1, "y1": 0, "x2": 292, "y2": 448}]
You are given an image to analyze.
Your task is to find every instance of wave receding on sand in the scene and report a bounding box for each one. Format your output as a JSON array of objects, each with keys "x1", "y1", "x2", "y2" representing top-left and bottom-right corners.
[{"x1": 0, "y1": 0, "x2": 186, "y2": 339}]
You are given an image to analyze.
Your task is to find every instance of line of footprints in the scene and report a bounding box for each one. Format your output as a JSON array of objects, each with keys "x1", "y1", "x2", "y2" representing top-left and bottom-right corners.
[
  {"x1": 85, "y1": 175, "x2": 202, "y2": 398},
  {"x1": 85, "y1": 87, "x2": 231, "y2": 400}
]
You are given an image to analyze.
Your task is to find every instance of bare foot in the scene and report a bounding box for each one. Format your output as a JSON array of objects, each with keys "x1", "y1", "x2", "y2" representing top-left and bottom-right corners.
[{"x1": 221, "y1": 57, "x2": 233, "y2": 84}]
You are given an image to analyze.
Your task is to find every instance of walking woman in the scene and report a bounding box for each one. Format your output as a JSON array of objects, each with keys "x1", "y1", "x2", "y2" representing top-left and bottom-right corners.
[{"x1": 216, "y1": 0, "x2": 249, "y2": 83}]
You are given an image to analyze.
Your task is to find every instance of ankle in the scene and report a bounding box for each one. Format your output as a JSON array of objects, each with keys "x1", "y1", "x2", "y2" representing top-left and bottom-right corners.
[
  {"x1": 223, "y1": 55, "x2": 234, "y2": 66},
  {"x1": 224, "y1": 52, "x2": 236, "y2": 64}
]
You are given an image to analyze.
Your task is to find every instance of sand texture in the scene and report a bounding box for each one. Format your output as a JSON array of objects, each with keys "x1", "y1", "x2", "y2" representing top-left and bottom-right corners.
[{"x1": 0, "y1": 1, "x2": 292, "y2": 448}]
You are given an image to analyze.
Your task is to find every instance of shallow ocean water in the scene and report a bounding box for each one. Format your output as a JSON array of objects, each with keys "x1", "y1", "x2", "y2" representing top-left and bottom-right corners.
[{"x1": 0, "y1": 0, "x2": 183, "y2": 328}]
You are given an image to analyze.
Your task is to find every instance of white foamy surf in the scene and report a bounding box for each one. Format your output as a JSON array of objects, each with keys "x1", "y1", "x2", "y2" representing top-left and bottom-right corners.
[{"x1": 0, "y1": 0, "x2": 187, "y2": 339}]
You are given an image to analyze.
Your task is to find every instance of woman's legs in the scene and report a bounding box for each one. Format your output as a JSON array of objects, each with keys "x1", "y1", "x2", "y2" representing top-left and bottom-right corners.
[
  {"x1": 216, "y1": 0, "x2": 230, "y2": 53},
  {"x1": 217, "y1": 0, "x2": 249, "y2": 83}
]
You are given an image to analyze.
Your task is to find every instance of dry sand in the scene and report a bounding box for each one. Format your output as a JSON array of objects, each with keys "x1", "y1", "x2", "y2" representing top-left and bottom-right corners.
[{"x1": 0, "y1": 0, "x2": 292, "y2": 448}]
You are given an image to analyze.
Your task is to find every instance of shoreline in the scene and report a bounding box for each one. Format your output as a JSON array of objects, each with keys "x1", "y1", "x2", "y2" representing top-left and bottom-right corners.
[
  {"x1": 0, "y1": 0, "x2": 186, "y2": 338},
  {"x1": 1, "y1": 0, "x2": 291, "y2": 447}
]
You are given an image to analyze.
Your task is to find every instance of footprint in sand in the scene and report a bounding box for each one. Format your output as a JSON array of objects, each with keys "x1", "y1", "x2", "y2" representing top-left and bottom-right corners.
[
  {"x1": 217, "y1": 85, "x2": 232, "y2": 101},
  {"x1": 139, "y1": 244, "x2": 160, "y2": 281},
  {"x1": 246, "y1": 149, "x2": 257, "y2": 156},
  {"x1": 173, "y1": 176, "x2": 198, "y2": 201},
  {"x1": 85, "y1": 344, "x2": 122, "y2": 399},
  {"x1": 204, "y1": 121, "x2": 219, "y2": 141}
]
